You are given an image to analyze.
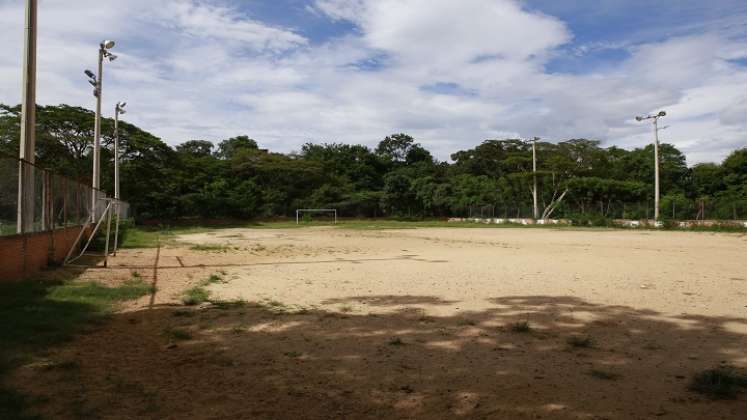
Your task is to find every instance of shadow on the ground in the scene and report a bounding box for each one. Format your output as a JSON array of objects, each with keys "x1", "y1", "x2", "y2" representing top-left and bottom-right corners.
[
  {"x1": 322, "y1": 295, "x2": 459, "y2": 307},
  {"x1": 6, "y1": 294, "x2": 747, "y2": 419}
]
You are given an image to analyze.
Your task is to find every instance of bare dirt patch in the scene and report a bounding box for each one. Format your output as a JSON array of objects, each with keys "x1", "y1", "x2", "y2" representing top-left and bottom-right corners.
[{"x1": 9, "y1": 227, "x2": 747, "y2": 419}]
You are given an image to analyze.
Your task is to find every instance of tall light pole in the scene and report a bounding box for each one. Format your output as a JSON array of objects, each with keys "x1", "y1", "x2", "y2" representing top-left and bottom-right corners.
[
  {"x1": 112, "y1": 101, "x2": 126, "y2": 255},
  {"x1": 85, "y1": 40, "x2": 117, "y2": 222},
  {"x1": 531, "y1": 137, "x2": 539, "y2": 220},
  {"x1": 635, "y1": 110, "x2": 667, "y2": 221},
  {"x1": 17, "y1": 0, "x2": 37, "y2": 233}
]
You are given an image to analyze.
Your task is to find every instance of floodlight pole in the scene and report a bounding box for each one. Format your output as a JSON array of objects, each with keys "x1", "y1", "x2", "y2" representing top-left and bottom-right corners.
[
  {"x1": 91, "y1": 46, "x2": 104, "y2": 222},
  {"x1": 653, "y1": 118, "x2": 661, "y2": 221},
  {"x1": 89, "y1": 40, "x2": 116, "y2": 222},
  {"x1": 112, "y1": 103, "x2": 123, "y2": 255},
  {"x1": 17, "y1": 0, "x2": 37, "y2": 234},
  {"x1": 532, "y1": 137, "x2": 539, "y2": 220}
]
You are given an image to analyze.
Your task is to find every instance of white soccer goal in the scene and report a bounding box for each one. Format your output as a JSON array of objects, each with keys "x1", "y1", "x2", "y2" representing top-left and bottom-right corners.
[{"x1": 296, "y1": 209, "x2": 337, "y2": 225}]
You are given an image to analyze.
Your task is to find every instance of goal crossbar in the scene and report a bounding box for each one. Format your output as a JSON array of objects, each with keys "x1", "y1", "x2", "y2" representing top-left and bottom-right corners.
[{"x1": 296, "y1": 209, "x2": 337, "y2": 224}]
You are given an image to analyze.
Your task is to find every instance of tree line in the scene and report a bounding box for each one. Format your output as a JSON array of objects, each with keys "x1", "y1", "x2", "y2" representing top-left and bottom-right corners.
[{"x1": 1, "y1": 104, "x2": 746, "y2": 222}]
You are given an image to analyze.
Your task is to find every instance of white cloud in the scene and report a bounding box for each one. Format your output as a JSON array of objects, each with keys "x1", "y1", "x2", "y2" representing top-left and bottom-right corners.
[{"x1": 0, "y1": 0, "x2": 745, "y2": 165}]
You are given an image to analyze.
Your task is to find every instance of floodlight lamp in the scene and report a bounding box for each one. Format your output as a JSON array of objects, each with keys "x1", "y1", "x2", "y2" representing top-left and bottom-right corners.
[
  {"x1": 84, "y1": 69, "x2": 96, "y2": 79},
  {"x1": 107, "y1": 54, "x2": 118, "y2": 62},
  {"x1": 635, "y1": 116, "x2": 643, "y2": 122},
  {"x1": 657, "y1": 111, "x2": 666, "y2": 117},
  {"x1": 88, "y1": 80, "x2": 97, "y2": 87},
  {"x1": 101, "y1": 40, "x2": 116, "y2": 49}
]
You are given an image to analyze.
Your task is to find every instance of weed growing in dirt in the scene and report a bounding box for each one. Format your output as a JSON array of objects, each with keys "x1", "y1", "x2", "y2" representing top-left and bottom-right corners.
[
  {"x1": 182, "y1": 287, "x2": 210, "y2": 306},
  {"x1": 206, "y1": 274, "x2": 225, "y2": 284},
  {"x1": 388, "y1": 337, "x2": 405, "y2": 346},
  {"x1": 689, "y1": 367, "x2": 747, "y2": 399},
  {"x1": 458, "y1": 318, "x2": 477, "y2": 326},
  {"x1": 163, "y1": 327, "x2": 193, "y2": 341},
  {"x1": 284, "y1": 351, "x2": 302, "y2": 358},
  {"x1": 567, "y1": 335, "x2": 593, "y2": 348},
  {"x1": 181, "y1": 272, "x2": 226, "y2": 305},
  {"x1": 510, "y1": 321, "x2": 531, "y2": 332},
  {"x1": 339, "y1": 305, "x2": 354, "y2": 313},
  {"x1": 589, "y1": 369, "x2": 620, "y2": 380}
]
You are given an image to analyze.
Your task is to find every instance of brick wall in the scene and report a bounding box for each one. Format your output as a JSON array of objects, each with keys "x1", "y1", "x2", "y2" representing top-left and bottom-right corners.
[{"x1": 0, "y1": 226, "x2": 88, "y2": 282}]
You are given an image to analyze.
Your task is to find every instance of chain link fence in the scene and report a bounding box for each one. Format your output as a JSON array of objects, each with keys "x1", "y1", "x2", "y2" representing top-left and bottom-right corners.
[{"x1": 0, "y1": 154, "x2": 129, "y2": 236}]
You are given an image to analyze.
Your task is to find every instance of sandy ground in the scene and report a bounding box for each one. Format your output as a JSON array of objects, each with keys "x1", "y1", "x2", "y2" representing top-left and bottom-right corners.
[{"x1": 11, "y1": 227, "x2": 747, "y2": 419}]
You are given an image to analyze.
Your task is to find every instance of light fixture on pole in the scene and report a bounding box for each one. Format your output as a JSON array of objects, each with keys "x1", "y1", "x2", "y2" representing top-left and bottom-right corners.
[
  {"x1": 85, "y1": 39, "x2": 116, "y2": 222},
  {"x1": 635, "y1": 110, "x2": 667, "y2": 221},
  {"x1": 112, "y1": 101, "x2": 126, "y2": 255}
]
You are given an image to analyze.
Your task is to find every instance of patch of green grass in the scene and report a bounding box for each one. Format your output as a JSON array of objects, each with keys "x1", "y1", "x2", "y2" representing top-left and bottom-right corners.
[
  {"x1": 0, "y1": 278, "x2": 155, "y2": 419},
  {"x1": 48, "y1": 279, "x2": 154, "y2": 304},
  {"x1": 689, "y1": 367, "x2": 747, "y2": 399},
  {"x1": 189, "y1": 243, "x2": 231, "y2": 252},
  {"x1": 567, "y1": 335, "x2": 593, "y2": 348},
  {"x1": 283, "y1": 351, "x2": 302, "y2": 358},
  {"x1": 509, "y1": 321, "x2": 531, "y2": 333},
  {"x1": 589, "y1": 369, "x2": 620, "y2": 380},
  {"x1": 163, "y1": 327, "x2": 193, "y2": 341}
]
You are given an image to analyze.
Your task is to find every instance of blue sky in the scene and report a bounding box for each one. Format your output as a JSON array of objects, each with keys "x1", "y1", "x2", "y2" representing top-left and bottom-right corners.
[{"x1": 1, "y1": 0, "x2": 746, "y2": 163}]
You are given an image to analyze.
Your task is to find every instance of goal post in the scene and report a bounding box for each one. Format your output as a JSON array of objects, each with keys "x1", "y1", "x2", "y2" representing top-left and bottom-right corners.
[{"x1": 296, "y1": 209, "x2": 337, "y2": 225}]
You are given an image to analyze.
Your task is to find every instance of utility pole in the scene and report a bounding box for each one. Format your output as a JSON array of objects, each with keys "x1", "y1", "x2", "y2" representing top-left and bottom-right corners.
[
  {"x1": 17, "y1": 0, "x2": 37, "y2": 233},
  {"x1": 532, "y1": 137, "x2": 539, "y2": 220},
  {"x1": 635, "y1": 111, "x2": 666, "y2": 221}
]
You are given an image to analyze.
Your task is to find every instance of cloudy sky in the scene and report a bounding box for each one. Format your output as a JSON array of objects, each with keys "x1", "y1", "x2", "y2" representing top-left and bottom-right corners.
[{"x1": 1, "y1": 0, "x2": 746, "y2": 164}]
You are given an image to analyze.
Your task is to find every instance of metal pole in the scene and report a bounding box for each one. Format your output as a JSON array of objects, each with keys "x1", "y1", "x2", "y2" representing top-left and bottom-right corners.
[
  {"x1": 113, "y1": 111, "x2": 120, "y2": 257},
  {"x1": 92, "y1": 46, "x2": 104, "y2": 222},
  {"x1": 112, "y1": 106, "x2": 121, "y2": 255},
  {"x1": 653, "y1": 118, "x2": 661, "y2": 221},
  {"x1": 17, "y1": 0, "x2": 37, "y2": 234},
  {"x1": 532, "y1": 137, "x2": 539, "y2": 220},
  {"x1": 103, "y1": 200, "x2": 113, "y2": 267},
  {"x1": 114, "y1": 107, "x2": 120, "y2": 202}
]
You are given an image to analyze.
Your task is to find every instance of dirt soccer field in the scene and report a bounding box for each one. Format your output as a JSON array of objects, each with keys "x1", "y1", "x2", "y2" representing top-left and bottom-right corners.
[{"x1": 10, "y1": 226, "x2": 747, "y2": 419}]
